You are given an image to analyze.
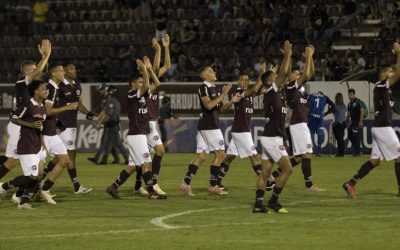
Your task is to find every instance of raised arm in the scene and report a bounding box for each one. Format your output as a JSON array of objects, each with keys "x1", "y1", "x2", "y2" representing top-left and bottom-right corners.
[
  {"x1": 389, "y1": 42, "x2": 400, "y2": 86},
  {"x1": 220, "y1": 93, "x2": 241, "y2": 112},
  {"x1": 152, "y1": 38, "x2": 161, "y2": 73},
  {"x1": 26, "y1": 39, "x2": 52, "y2": 83},
  {"x1": 244, "y1": 63, "x2": 266, "y2": 97},
  {"x1": 158, "y1": 34, "x2": 171, "y2": 78},
  {"x1": 137, "y1": 59, "x2": 150, "y2": 95},
  {"x1": 298, "y1": 46, "x2": 314, "y2": 87},
  {"x1": 276, "y1": 40, "x2": 292, "y2": 87},
  {"x1": 200, "y1": 84, "x2": 232, "y2": 110},
  {"x1": 143, "y1": 56, "x2": 161, "y2": 93}
]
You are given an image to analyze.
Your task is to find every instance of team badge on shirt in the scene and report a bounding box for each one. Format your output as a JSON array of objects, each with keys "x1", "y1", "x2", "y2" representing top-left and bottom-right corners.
[
  {"x1": 279, "y1": 145, "x2": 285, "y2": 150},
  {"x1": 143, "y1": 153, "x2": 149, "y2": 158},
  {"x1": 219, "y1": 140, "x2": 224, "y2": 145},
  {"x1": 32, "y1": 165, "x2": 37, "y2": 171},
  {"x1": 76, "y1": 90, "x2": 81, "y2": 96}
]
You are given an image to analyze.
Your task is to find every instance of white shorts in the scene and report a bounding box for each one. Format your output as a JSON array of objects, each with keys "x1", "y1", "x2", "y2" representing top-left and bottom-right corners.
[
  {"x1": 370, "y1": 127, "x2": 400, "y2": 161},
  {"x1": 59, "y1": 128, "x2": 77, "y2": 150},
  {"x1": 39, "y1": 148, "x2": 47, "y2": 161},
  {"x1": 5, "y1": 121, "x2": 21, "y2": 159},
  {"x1": 19, "y1": 154, "x2": 40, "y2": 176},
  {"x1": 226, "y1": 132, "x2": 257, "y2": 158},
  {"x1": 127, "y1": 135, "x2": 152, "y2": 166},
  {"x1": 43, "y1": 135, "x2": 68, "y2": 157},
  {"x1": 196, "y1": 129, "x2": 225, "y2": 153},
  {"x1": 147, "y1": 121, "x2": 162, "y2": 148},
  {"x1": 260, "y1": 136, "x2": 288, "y2": 162},
  {"x1": 290, "y1": 123, "x2": 313, "y2": 155}
]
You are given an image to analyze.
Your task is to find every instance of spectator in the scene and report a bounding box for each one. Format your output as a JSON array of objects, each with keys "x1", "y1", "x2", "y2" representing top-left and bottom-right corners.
[
  {"x1": 220, "y1": 0, "x2": 233, "y2": 20},
  {"x1": 140, "y1": 0, "x2": 152, "y2": 21},
  {"x1": 177, "y1": 54, "x2": 190, "y2": 74},
  {"x1": 32, "y1": 0, "x2": 48, "y2": 34},
  {"x1": 333, "y1": 92, "x2": 347, "y2": 157},
  {"x1": 0, "y1": 2, "x2": 6, "y2": 34},
  {"x1": 238, "y1": 20, "x2": 259, "y2": 46},
  {"x1": 296, "y1": 55, "x2": 306, "y2": 72},
  {"x1": 155, "y1": 5, "x2": 167, "y2": 41},
  {"x1": 254, "y1": 56, "x2": 267, "y2": 73},
  {"x1": 127, "y1": 0, "x2": 141, "y2": 22},
  {"x1": 228, "y1": 50, "x2": 242, "y2": 71},
  {"x1": 15, "y1": 0, "x2": 32, "y2": 39},
  {"x1": 179, "y1": 20, "x2": 197, "y2": 44},
  {"x1": 309, "y1": 4, "x2": 329, "y2": 40},
  {"x1": 276, "y1": 8, "x2": 292, "y2": 41},
  {"x1": 355, "y1": 51, "x2": 366, "y2": 71},
  {"x1": 208, "y1": 0, "x2": 221, "y2": 18},
  {"x1": 261, "y1": 18, "x2": 276, "y2": 47}
]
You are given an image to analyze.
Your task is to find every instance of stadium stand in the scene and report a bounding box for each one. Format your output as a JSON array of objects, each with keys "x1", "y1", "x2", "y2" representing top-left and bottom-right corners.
[{"x1": 0, "y1": 0, "x2": 399, "y2": 83}]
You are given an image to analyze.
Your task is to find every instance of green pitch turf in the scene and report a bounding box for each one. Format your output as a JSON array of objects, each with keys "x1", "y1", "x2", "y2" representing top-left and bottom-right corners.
[{"x1": 0, "y1": 153, "x2": 399, "y2": 250}]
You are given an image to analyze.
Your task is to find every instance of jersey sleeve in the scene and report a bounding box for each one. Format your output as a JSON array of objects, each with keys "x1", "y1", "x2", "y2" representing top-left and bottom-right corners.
[
  {"x1": 12, "y1": 105, "x2": 28, "y2": 119},
  {"x1": 198, "y1": 85, "x2": 209, "y2": 98},
  {"x1": 46, "y1": 84, "x2": 57, "y2": 104}
]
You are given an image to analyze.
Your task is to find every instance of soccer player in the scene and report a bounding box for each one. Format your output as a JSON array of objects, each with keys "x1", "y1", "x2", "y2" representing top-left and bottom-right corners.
[
  {"x1": 39, "y1": 64, "x2": 79, "y2": 204},
  {"x1": 253, "y1": 40, "x2": 292, "y2": 213},
  {"x1": 217, "y1": 65, "x2": 266, "y2": 188},
  {"x1": 0, "y1": 80, "x2": 47, "y2": 209},
  {"x1": 106, "y1": 58, "x2": 166, "y2": 200},
  {"x1": 179, "y1": 66, "x2": 240, "y2": 196},
  {"x1": 343, "y1": 42, "x2": 400, "y2": 198},
  {"x1": 270, "y1": 45, "x2": 325, "y2": 192},
  {"x1": 134, "y1": 35, "x2": 171, "y2": 196},
  {"x1": 44, "y1": 63, "x2": 93, "y2": 194},
  {"x1": 307, "y1": 91, "x2": 335, "y2": 156},
  {"x1": 0, "y1": 39, "x2": 51, "y2": 182}
]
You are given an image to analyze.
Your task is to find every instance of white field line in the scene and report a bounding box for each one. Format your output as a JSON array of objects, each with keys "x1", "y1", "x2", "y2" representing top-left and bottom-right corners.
[
  {"x1": 1, "y1": 197, "x2": 399, "y2": 240},
  {"x1": 150, "y1": 197, "x2": 399, "y2": 229}
]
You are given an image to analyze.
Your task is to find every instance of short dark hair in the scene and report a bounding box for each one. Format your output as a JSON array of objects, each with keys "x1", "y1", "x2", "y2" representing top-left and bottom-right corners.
[
  {"x1": 198, "y1": 65, "x2": 209, "y2": 75},
  {"x1": 28, "y1": 80, "x2": 46, "y2": 97},
  {"x1": 261, "y1": 71, "x2": 273, "y2": 85},
  {"x1": 20, "y1": 60, "x2": 35, "y2": 73},
  {"x1": 378, "y1": 65, "x2": 391, "y2": 75},
  {"x1": 348, "y1": 88, "x2": 355, "y2": 94},
  {"x1": 128, "y1": 70, "x2": 142, "y2": 85},
  {"x1": 239, "y1": 72, "x2": 248, "y2": 76},
  {"x1": 48, "y1": 63, "x2": 63, "y2": 74},
  {"x1": 63, "y1": 62, "x2": 75, "y2": 68}
]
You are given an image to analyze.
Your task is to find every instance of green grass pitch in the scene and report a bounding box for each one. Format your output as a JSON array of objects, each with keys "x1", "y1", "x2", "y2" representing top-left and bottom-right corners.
[{"x1": 0, "y1": 153, "x2": 399, "y2": 250}]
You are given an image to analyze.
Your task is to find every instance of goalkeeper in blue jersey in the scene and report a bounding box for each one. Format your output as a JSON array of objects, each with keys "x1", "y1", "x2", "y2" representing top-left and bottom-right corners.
[{"x1": 307, "y1": 91, "x2": 335, "y2": 156}]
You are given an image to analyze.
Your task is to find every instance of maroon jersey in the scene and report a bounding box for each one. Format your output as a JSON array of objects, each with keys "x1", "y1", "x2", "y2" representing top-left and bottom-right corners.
[
  {"x1": 373, "y1": 79, "x2": 393, "y2": 127},
  {"x1": 127, "y1": 89, "x2": 150, "y2": 135},
  {"x1": 198, "y1": 81, "x2": 221, "y2": 130},
  {"x1": 231, "y1": 88, "x2": 253, "y2": 133},
  {"x1": 262, "y1": 83, "x2": 286, "y2": 137},
  {"x1": 13, "y1": 98, "x2": 46, "y2": 155},
  {"x1": 147, "y1": 87, "x2": 159, "y2": 121},
  {"x1": 14, "y1": 76, "x2": 31, "y2": 108},
  {"x1": 43, "y1": 80, "x2": 59, "y2": 136},
  {"x1": 57, "y1": 79, "x2": 82, "y2": 128},
  {"x1": 285, "y1": 80, "x2": 308, "y2": 125}
]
